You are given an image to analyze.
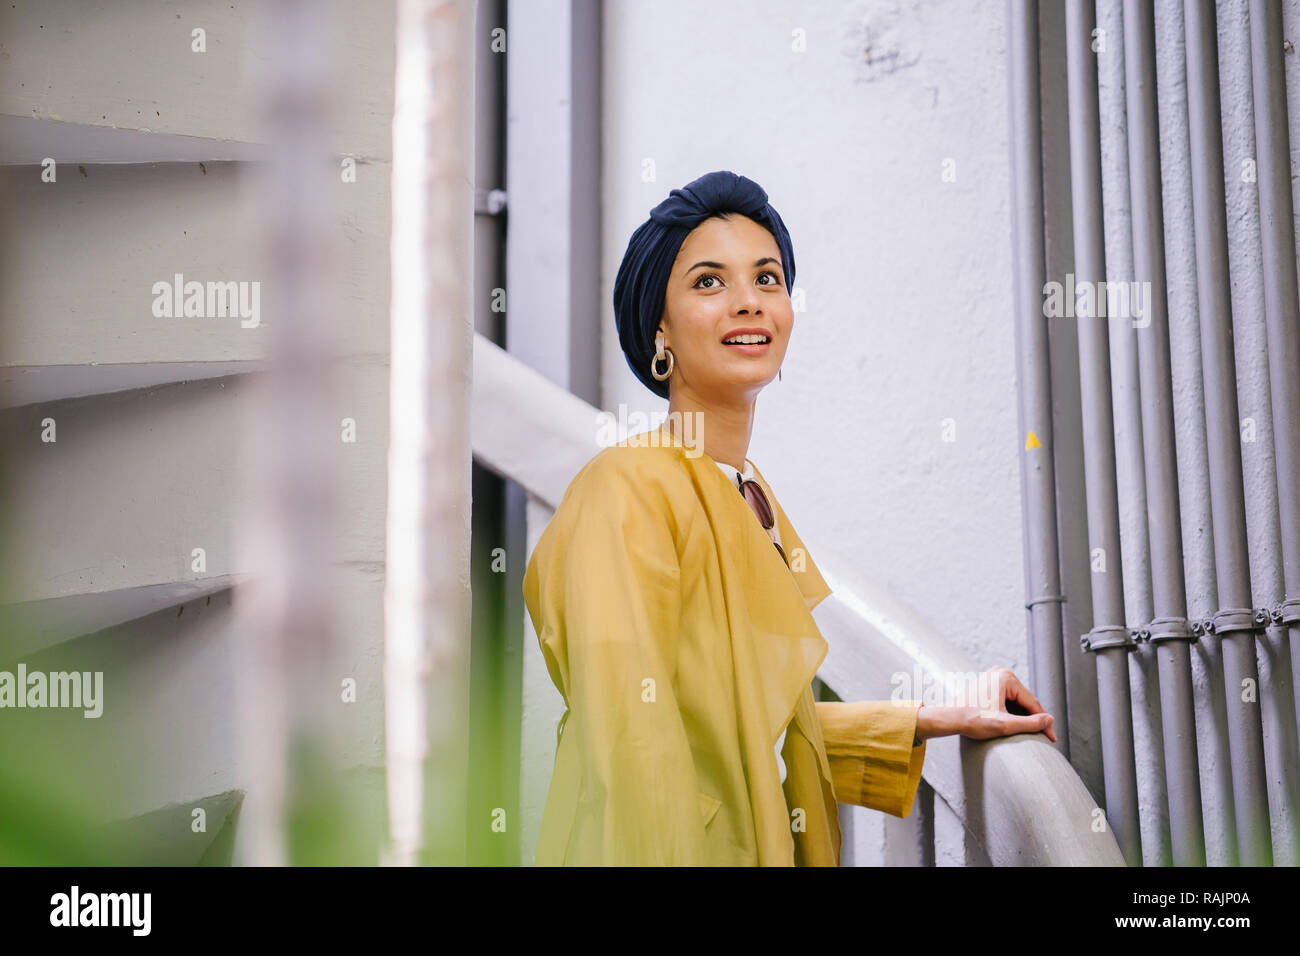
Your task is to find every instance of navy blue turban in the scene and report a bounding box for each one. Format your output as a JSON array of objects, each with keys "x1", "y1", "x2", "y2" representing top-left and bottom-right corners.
[{"x1": 613, "y1": 170, "x2": 796, "y2": 399}]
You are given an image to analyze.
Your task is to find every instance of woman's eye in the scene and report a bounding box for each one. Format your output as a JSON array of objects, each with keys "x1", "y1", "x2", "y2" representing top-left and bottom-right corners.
[{"x1": 695, "y1": 271, "x2": 780, "y2": 289}]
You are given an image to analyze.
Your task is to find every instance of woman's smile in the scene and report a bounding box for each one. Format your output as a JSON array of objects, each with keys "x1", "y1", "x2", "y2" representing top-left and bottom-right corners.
[{"x1": 721, "y1": 326, "x2": 774, "y2": 356}]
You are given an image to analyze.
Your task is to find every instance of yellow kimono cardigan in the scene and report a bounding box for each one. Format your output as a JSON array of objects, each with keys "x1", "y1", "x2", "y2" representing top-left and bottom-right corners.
[{"x1": 522, "y1": 422, "x2": 926, "y2": 865}]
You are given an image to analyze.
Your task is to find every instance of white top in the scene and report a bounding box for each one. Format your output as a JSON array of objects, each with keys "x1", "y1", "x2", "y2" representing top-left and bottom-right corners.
[{"x1": 715, "y1": 458, "x2": 790, "y2": 785}]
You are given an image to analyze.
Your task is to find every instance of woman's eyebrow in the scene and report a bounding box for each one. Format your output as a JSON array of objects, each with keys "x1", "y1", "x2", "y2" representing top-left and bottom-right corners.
[{"x1": 685, "y1": 257, "x2": 782, "y2": 274}]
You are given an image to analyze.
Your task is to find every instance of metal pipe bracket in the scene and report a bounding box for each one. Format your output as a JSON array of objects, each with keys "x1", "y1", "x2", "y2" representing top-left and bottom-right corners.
[
  {"x1": 1191, "y1": 606, "x2": 1271, "y2": 638},
  {"x1": 1133, "y1": 615, "x2": 1198, "y2": 645},
  {"x1": 1080, "y1": 624, "x2": 1138, "y2": 652},
  {"x1": 1270, "y1": 598, "x2": 1300, "y2": 626}
]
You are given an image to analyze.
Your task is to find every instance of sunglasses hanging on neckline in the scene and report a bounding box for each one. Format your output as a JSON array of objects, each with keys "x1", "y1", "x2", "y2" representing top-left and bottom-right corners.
[{"x1": 735, "y1": 474, "x2": 789, "y2": 567}]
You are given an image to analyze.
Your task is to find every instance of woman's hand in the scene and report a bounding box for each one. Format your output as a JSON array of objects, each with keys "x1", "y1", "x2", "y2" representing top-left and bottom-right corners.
[{"x1": 914, "y1": 666, "x2": 1057, "y2": 743}]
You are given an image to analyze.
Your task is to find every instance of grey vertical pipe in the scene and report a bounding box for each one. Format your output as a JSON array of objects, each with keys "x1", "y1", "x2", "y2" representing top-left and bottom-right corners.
[
  {"x1": 1183, "y1": 0, "x2": 1274, "y2": 867},
  {"x1": 1221, "y1": 0, "x2": 1300, "y2": 861},
  {"x1": 1121, "y1": 0, "x2": 1207, "y2": 866},
  {"x1": 1251, "y1": 0, "x2": 1300, "y2": 762},
  {"x1": 1040, "y1": 0, "x2": 1103, "y2": 804},
  {"x1": 1063, "y1": 0, "x2": 1143, "y2": 866},
  {"x1": 1233, "y1": 0, "x2": 1300, "y2": 868},
  {"x1": 1097, "y1": 0, "x2": 1174, "y2": 866},
  {"x1": 1007, "y1": 0, "x2": 1070, "y2": 753}
]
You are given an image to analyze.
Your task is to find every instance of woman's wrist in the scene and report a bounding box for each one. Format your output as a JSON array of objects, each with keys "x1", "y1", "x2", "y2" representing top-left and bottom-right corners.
[{"x1": 914, "y1": 704, "x2": 967, "y2": 743}]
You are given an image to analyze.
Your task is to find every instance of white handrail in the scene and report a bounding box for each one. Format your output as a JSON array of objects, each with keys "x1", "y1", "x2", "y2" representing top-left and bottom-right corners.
[{"x1": 812, "y1": 554, "x2": 1124, "y2": 865}]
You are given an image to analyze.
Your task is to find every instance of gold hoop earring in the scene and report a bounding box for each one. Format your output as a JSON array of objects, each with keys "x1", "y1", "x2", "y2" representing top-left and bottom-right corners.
[{"x1": 651, "y1": 331, "x2": 674, "y2": 381}]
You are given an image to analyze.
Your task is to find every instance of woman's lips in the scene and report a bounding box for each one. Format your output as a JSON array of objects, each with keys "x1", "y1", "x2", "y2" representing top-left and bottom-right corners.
[{"x1": 722, "y1": 340, "x2": 771, "y2": 355}]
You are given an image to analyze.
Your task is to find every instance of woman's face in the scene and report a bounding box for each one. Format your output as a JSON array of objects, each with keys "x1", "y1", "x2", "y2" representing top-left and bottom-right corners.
[{"x1": 659, "y1": 214, "x2": 793, "y2": 401}]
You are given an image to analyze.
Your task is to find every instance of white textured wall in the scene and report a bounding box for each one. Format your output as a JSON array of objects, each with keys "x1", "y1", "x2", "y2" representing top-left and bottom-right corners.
[{"x1": 604, "y1": 0, "x2": 1023, "y2": 670}]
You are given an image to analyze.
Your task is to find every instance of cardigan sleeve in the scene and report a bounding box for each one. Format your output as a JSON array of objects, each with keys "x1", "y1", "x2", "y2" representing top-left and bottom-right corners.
[
  {"x1": 814, "y1": 699, "x2": 927, "y2": 817},
  {"x1": 525, "y1": 450, "x2": 708, "y2": 864}
]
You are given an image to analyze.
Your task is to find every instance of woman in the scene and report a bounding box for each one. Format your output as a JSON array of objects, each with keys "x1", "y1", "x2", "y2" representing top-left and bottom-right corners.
[{"x1": 522, "y1": 170, "x2": 1056, "y2": 866}]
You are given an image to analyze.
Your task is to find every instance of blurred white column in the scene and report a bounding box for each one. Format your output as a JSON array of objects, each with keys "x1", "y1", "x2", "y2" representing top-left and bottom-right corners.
[{"x1": 384, "y1": 0, "x2": 476, "y2": 866}]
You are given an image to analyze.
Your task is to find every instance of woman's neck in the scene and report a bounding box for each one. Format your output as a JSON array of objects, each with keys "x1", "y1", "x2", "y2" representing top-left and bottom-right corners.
[{"x1": 665, "y1": 397, "x2": 755, "y2": 473}]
